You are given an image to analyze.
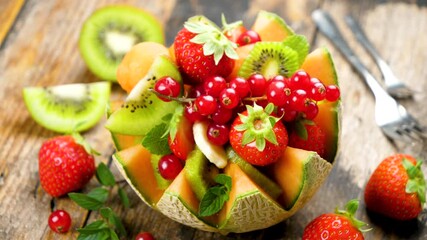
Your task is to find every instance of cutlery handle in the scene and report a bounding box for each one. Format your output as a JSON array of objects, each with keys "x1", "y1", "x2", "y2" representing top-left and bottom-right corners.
[
  {"x1": 311, "y1": 10, "x2": 388, "y2": 99},
  {"x1": 344, "y1": 15, "x2": 400, "y2": 87}
]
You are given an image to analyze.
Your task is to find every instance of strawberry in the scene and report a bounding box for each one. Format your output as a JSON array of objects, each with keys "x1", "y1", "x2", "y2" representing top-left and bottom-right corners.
[
  {"x1": 168, "y1": 109, "x2": 195, "y2": 160},
  {"x1": 302, "y1": 199, "x2": 369, "y2": 240},
  {"x1": 364, "y1": 154, "x2": 426, "y2": 220},
  {"x1": 174, "y1": 17, "x2": 237, "y2": 84},
  {"x1": 229, "y1": 103, "x2": 288, "y2": 166},
  {"x1": 288, "y1": 119, "x2": 326, "y2": 158},
  {"x1": 39, "y1": 134, "x2": 96, "y2": 197}
]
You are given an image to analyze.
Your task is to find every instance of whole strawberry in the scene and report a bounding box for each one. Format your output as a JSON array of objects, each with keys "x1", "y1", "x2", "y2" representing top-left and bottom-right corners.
[
  {"x1": 174, "y1": 17, "x2": 237, "y2": 84},
  {"x1": 39, "y1": 135, "x2": 96, "y2": 197},
  {"x1": 302, "y1": 199, "x2": 369, "y2": 240},
  {"x1": 229, "y1": 103, "x2": 288, "y2": 166},
  {"x1": 364, "y1": 154, "x2": 425, "y2": 220},
  {"x1": 288, "y1": 119, "x2": 326, "y2": 158}
]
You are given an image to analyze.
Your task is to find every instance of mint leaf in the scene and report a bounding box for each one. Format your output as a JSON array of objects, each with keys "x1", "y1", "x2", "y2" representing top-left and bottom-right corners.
[
  {"x1": 77, "y1": 229, "x2": 110, "y2": 240},
  {"x1": 199, "y1": 174, "x2": 232, "y2": 217},
  {"x1": 77, "y1": 220, "x2": 109, "y2": 235},
  {"x1": 87, "y1": 187, "x2": 109, "y2": 203},
  {"x1": 69, "y1": 193, "x2": 104, "y2": 210},
  {"x1": 96, "y1": 162, "x2": 116, "y2": 186},
  {"x1": 295, "y1": 120, "x2": 308, "y2": 140},
  {"x1": 141, "y1": 123, "x2": 172, "y2": 155},
  {"x1": 283, "y1": 34, "x2": 309, "y2": 66},
  {"x1": 118, "y1": 187, "x2": 130, "y2": 208},
  {"x1": 100, "y1": 207, "x2": 127, "y2": 237},
  {"x1": 167, "y1": 105, "x2": 184, "y2": 141}
]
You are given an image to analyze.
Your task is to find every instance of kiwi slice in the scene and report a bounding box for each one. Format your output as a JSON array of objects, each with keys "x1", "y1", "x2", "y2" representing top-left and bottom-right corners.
[
  {"x1": 105, "y1": 55, "x2": 182, "y2": 136},
  {"x1": 226, "y1": 147, "x2": 283, "y2": 199},
  {"x1": 238, "y1": 42, "x2": 299, "y2": 80},
  {"x1": 283, "y1": 34, "x2": 310, "y2": 66},
  {"x1": 79, "y1": 5, "x2": 165, "y2": 81},
  {"x1": 185, "y1": 148, "x2": 219, "y2": 201},
  {"x1": 23, "y1": 82, "x2": 111, "y2": 133}
]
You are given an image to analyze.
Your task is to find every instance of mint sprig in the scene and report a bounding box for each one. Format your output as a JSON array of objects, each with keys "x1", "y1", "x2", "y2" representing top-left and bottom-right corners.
[
  {"x1": 69, "y1": 163, "x2": 130, "y2": 239},
  {"x1": 199, "y1": 174, "x2": 232, "y2": 217},
  {"x1": 141, "y1": 122, "x2": 172, "y2": 155}
]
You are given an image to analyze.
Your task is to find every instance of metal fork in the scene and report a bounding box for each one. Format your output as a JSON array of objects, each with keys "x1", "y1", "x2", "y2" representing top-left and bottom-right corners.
[
  {"x1": 344, "y1": 15, "x2": 415, "y2": 99},
  {"x1": 312, "y1": 9, "x2": 426, "y2": 142}
]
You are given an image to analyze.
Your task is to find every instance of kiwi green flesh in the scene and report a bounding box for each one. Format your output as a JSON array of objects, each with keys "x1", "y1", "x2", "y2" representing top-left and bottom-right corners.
[
  {"x1": 238, "y1": 42, "x2": 299, "y2": 80},
  {"x1": 226, "y1": 147, "x2": 283, "y2": 199},
  {"x1": 185, "y1": 148, "x2": 219, "y2": 201},
  {"x1": 105, "y1": 55, "x2": 182, "y2": 136},
  {"x1": 23, "y1": 82, "x2": 111, "y2": 133},
  {"x1": 79, "y1": 5, "x2": 165, "y2": 81},
  {"x1": 150, "y1": 154, "x2": 172, "y2": 190}
]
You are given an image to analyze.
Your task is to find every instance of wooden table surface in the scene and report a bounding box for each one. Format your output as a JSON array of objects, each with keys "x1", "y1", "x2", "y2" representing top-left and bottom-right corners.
[{"x1": 1, "y1": 0, "x2": 427, "y2": 239}]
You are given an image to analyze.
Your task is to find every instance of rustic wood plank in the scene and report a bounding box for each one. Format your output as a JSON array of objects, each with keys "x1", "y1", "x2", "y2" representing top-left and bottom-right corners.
[
  {"x1": 0, "y1": 0, "x2": 26, "y2": 47},
  {"x1": 1, "y1": 0, "x2": 426, "y2": 239}
]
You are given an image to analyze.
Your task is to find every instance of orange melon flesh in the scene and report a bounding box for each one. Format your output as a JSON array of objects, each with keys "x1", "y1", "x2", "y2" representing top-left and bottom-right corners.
[
  {"x1": 301, "y1": 47, "x2": 340, "y2": 162},
  {"x1": 271, "y1": 147, "x2": 309, "y2": 209},
  {"x1": 227, "y1": 44, "x2": 254, "y2": 80},
  {"x1": 113, "y1": 144, "x2": 164, "y2": 206},
  {"x1": 164, "y1": 170, "x2": 200, "y2": 213},
  {"x1": 111, "y1": 134, "x2": 143, "y2": 151},
  {"x1": 251, "y1": 10, "x2": 294, "y2": 41},
  {"x1": 117, "y1": 42, "x2": 169, "y2": 93}
]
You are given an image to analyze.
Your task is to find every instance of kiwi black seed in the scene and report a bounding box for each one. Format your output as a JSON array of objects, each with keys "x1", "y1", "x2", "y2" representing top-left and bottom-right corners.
[
  {"x1": 185, "y1": 148, "x2": 220, "y2": 201},
  {"x1": 23, "y1": 82, "x2": 111, "y2": 133},
  {"x1": 238, "y1": 42, "x2": 299, "y2": 80},
  {"x1": 79, "y1": 5, "x2": 165, "y2": 81}
]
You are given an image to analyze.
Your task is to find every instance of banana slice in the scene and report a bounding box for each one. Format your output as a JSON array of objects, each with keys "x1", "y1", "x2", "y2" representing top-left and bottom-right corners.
[{"x1": 192, "y1": 121, "x2": 228, "y2": 168}]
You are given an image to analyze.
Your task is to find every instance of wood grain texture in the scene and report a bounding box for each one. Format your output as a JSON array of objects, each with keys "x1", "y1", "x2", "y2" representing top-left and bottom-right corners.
[
  {"x1": 0, "y1": 0, "x2": 25, "y2": 48},
  {"x1": 0, "y1": 0, "x2": 426, "y2": 239}
]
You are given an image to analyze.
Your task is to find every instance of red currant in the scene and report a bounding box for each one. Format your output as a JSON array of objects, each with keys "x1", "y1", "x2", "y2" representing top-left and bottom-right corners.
[
  {"x1": 236, "y1": 30, "x2": 261, "y2": 46},
  {"x1": 325, "y1": 84, "x2": 340, "y2": 101},
  {"x1": 188, "y1": 84, "x2": 205, "y2": 98},
  {"x1": 266, "y1": 79, "x2": 291, "y2": 106},
  {"x1": 154, "y1": 77, "x2": 181, "y2": 102},
  {"x1": 289, "y1": 70, "x2": 311, "y2": 90},
  {"x1": 48, "y1": 210, "x2": 72, "y2": 233},
  {"x1": 207, "y1": 123, "x2": 230, "y2": 145},
  {"x1": 184, "y1": 103, "x2": 205, "y2": 123},
  {"x1": 289, "y1": 89, "x2": 308, "y2": 111},
  {"x1": 195, "y1": 95, "x2": 218, "y2": 116},
  {"x1": 135, "y1": 232, "x2": 155, "y2": 240},
  {"x1": 270, "y1": 75, "x2": 287, "y2": 82},
  {"x1": 211, "y1": 104, "x2": 233, "y2": 124},
  {"x1": 219, "y1": 88, "x2": 240, "y2": 109},
  {"x1": 308, "y1": 81, "x2": 326, "y2": 101},
  {"x1": 277, "y1": 103, "x2": 298, "y2": 122},
  {"x1": 158, "y1": 154, "x2": 183, "y2": 180},
  {"x1": 247, "y1": 73, "x2": 267, "y2": 97},
  {"x1": 304, "y1": 101, "x2": 319, "y2": 120},
  {"x1": 203, "y1": 76, "x2": 227, "y2": 97},
  {"x1": 229, "y1": 77, "x2": 251, "y2": 98}
]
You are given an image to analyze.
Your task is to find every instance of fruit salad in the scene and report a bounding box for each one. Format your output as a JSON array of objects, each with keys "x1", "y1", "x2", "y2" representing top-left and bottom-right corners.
[{"x1": 106, "y1": 10, "x2": 341, "y2": 234}]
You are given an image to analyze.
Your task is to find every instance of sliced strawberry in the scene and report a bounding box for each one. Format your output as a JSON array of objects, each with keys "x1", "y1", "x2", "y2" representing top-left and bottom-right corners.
[{"x1": 168, "y1": 107, "x2": 195, "y2": 160}]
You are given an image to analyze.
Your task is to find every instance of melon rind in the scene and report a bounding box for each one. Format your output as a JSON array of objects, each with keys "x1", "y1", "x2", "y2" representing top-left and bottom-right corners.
[{"x1": 251, "y1": 10, "x2": 295, "y2": 41}]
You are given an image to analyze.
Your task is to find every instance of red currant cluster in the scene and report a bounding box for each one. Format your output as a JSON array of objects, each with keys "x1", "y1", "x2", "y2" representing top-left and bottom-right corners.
[{"x1": 153, "y1": 70, "x2": 340, "y2": 147}]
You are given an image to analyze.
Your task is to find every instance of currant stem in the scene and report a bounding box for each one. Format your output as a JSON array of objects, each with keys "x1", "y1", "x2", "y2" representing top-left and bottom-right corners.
[{"x1": 150, "y1": 89, "x2": 194, "y2": 103}]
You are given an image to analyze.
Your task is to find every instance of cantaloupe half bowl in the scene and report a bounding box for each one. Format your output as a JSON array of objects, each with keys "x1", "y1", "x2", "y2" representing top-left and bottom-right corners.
[{"x1": 107, "y1": 11, "x2": 341, "y2": 234}]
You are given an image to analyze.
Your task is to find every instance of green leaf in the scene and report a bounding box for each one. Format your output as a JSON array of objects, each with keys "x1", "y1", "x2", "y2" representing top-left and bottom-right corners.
[
  {"x1": 199, "y1": 174, "x2": 232, "y2": 217},
  {"x1": 295, "y1": 120, "x2": 308, "y2": 140},
  {"x1": 403, "y1": 158, "x2": 426, "y2": 204},
  {"x1": 118, "y1": 187, "x2": 130, "y2": 208},
  {"x1": 99, "y1": 207, "x2": 127, "y2": 237},
  {"x1": 255, "y1": 136, "x2": 266, "y2": 151},
  {"x1": 77, "y1": 220, "x2": 108, "y2": 235},
  {"x1": 241, "y1": 130, "x2": 256, "y2": 145},
  {"x1": 264, "y1": 103, "x2": 275, "y2": 115},
  {"x1": 141, "y1": 123, "x2": 172, "y2": 155},
  {"x1": 87, "y1": 187, "x2": 109, "y2": 203},
  {"x1": 69, "y1": 193, "x2": 104, "y2": 210},
  {"x1": 109, "y1": 229, "x2": 120, "y2": 240},
  {"x1": 96, "y1": 162, "x2": 116, "y2": 186},
  {"x1": 167, "y1": 105, "x2": 184, "y2": 141},
  {"x1": 264, "y1": 128, "x2": 278, "y2": 145},
  {"x1": 77, "y1": 229, "x2": 110, "y2": 240}
]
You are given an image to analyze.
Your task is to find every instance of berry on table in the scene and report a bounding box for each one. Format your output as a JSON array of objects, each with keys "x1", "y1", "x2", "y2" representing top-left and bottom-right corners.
[
  {"x1": 48, "y1": 210, "x2": 72, "y2": 233},
  {"x1": 135, "y1": 232, "x2": 155, "y2": 240}
]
